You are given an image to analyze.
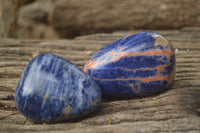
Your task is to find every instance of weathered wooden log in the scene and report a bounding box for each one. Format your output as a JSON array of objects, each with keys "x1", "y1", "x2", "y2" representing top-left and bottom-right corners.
[
  {"x1": 0, "y1": 28, "x2": 200, "y2": 132},
  {"x1": 0, "y1": 0, "x2": 19, "y2": 38},
  {"x1": 16, "y1": 0, "x2": 58, "y2": 39},
  {"x1": 52, "y1": 0, "x2": 200, "y2": 38}
]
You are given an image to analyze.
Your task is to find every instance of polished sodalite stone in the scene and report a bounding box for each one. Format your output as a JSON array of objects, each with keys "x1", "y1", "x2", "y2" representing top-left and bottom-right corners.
[
  {"x1": 15, "y1": 53, "x2": 101, "y2": 122},
  {"x1": 84, "y1": 32, "x2": 175, "y2": 98}
]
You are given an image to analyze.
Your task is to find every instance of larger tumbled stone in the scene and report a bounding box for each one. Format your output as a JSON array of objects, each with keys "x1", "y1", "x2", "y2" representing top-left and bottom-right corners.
[
  {"x1": 84, "y1": 32, "x2": 175, "y2": 98},
  {"x1": 15, "y1": 53, "x2": 101, "y2": 122}
]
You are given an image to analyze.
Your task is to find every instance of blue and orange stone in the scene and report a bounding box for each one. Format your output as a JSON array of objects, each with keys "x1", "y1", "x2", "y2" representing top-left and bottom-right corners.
[
  {"x1": 84, "y1": 32, "x2": 175, "y2": 98},
  {"x1": 15, "y1": 53, "x2": 101, "y2": 122}
]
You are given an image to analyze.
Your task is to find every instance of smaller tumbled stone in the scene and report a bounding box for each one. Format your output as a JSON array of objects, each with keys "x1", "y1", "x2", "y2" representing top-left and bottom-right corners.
[
  {"x1": 15, "y1": 53, "x2": 101, "y2": 122},
  {"x1": 84, "y1": 32, "x2": 175, "y2": 98}
]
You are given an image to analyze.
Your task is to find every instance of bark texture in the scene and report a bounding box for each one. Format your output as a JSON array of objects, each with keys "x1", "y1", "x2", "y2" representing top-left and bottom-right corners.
[
  {"x1": 16, "y1": 0, "x2": 58, "y2": 39},
  {"x1": 0, "y1": 28, "x2": 200, "y2": 132},
  {"x1": 0, "y1": 0, "x2": 18, "y2": 38},
  {"x1": 52, "y1": 0, "x2": 200, "y2": 38},
  {"x1": 16, "y1": 0, "x2": 200, "y2": 39}
]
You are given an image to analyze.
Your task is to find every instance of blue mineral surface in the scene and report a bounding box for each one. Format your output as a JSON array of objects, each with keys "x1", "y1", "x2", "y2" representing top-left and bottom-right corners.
[
  {"x1": 15, "y1": 53, "x2": 101, "y2": 122},
  {"x1": 84, "y1": 32, "x2": 175, "y2": 98}
]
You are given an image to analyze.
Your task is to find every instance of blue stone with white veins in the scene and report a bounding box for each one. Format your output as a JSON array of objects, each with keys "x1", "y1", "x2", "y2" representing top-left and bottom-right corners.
[{"x1": 15, "y1": 53, "x2": 101, "y2": 122}]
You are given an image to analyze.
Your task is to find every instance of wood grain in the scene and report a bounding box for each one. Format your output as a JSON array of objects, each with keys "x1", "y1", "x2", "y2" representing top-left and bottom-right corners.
[{"x1": 0, "y1": 28, "x2": 200, "y2": 132}]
